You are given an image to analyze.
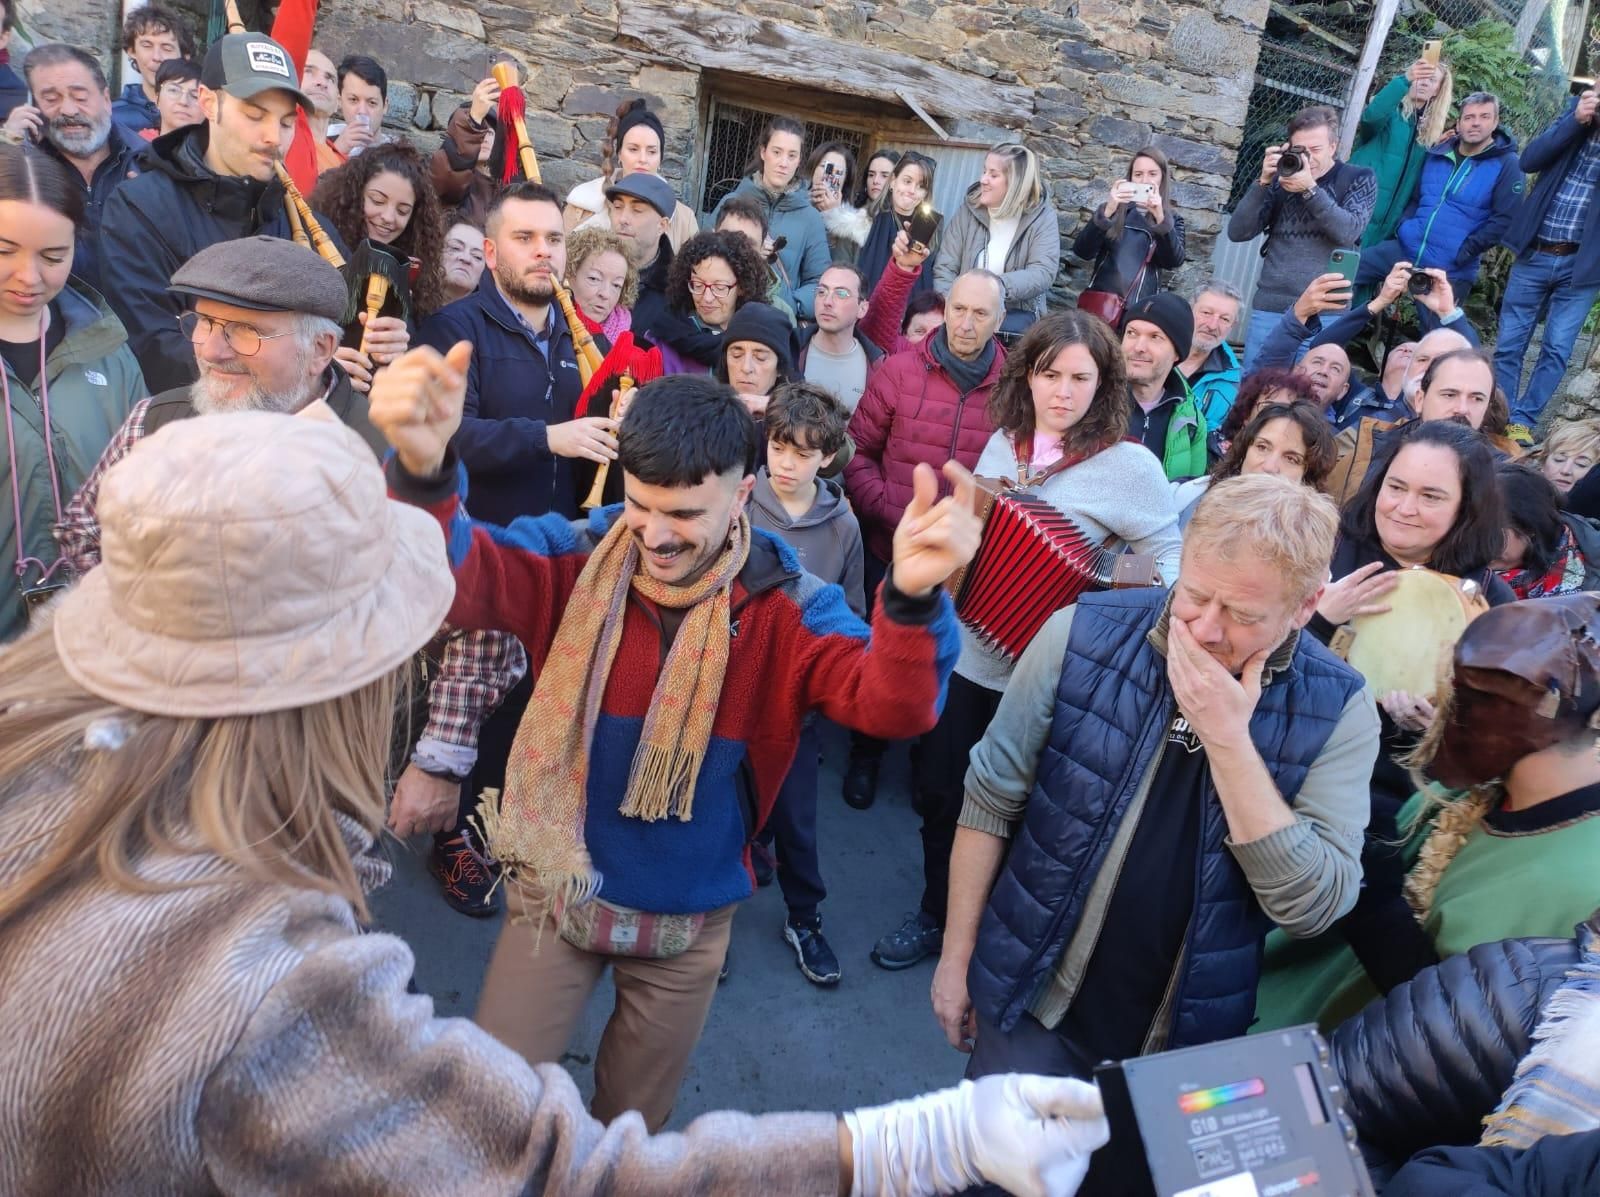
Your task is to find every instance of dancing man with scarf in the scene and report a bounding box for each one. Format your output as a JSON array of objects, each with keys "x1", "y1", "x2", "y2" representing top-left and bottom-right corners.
[{"x1": 372, "y1": 347, "x2": 974, "y2": 1132}]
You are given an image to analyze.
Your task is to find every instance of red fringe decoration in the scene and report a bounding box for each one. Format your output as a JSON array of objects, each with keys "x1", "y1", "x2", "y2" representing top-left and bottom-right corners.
[
  {"x1": 497, "y1": 85, "x2": 527, "y2": 185},
  {"x1": 575, "y1": 333, "x2": 664, "y2": 417}
]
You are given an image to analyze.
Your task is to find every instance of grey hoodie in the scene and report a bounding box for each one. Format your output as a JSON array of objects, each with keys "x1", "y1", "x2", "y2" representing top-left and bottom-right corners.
[{"x1": 749, "y1": 470, "x2": 866, "y2": 617}]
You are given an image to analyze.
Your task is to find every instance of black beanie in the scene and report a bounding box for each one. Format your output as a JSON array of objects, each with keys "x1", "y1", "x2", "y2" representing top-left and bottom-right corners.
[
  {"x1": 615, "y1": 99, "x2": 666, "y2": 151},
  {"x1": 721, "y1": 302, "x2": 798, "y2": 380},
  {"x1": 1122, "y1": 292, "x2": 1194, "y2": 361}
]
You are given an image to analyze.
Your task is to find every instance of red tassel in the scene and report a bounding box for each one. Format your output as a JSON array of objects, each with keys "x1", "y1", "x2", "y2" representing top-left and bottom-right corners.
[{"x1": 497, "y1": 85, "x2": 527, "y2": 185}]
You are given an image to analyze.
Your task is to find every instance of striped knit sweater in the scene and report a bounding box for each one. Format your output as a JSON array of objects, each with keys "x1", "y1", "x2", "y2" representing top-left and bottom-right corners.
[{"x1": 388, "y1": 448, "x2": 962, "y2": 915}]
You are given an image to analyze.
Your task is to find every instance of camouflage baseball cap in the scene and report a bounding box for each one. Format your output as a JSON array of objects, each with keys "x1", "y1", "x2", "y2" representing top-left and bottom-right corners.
[{"x1": 201, "y1": 33, "x2": 312, "y2": 111}]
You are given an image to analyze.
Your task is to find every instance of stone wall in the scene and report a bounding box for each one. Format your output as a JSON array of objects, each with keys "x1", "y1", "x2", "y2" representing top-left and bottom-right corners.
[{"x1": 29, "y1": 0, "x2": 1273, "y2": 299}]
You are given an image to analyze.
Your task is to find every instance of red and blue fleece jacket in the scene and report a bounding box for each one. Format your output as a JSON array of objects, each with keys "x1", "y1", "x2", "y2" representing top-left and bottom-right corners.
[{"x1": 388, "y1": 450, "x2": 961, "y2": 916}]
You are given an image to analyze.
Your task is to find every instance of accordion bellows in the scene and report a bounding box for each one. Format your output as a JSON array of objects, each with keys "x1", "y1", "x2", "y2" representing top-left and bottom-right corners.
[{"x1": 948, "y1": 485, "x2": 1162, "y2": 661}]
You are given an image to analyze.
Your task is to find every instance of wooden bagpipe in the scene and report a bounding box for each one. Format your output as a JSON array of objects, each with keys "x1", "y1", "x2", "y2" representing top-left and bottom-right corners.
[
  {"x1": 945, "y1": 473, "x2": 1162, "y2": 661},
  {"x1": 221, "y1": 0, "x2": 410, "y2": 357}
]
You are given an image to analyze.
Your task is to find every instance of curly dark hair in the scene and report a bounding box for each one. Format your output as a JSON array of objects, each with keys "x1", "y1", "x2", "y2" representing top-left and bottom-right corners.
[
  {"x1": 1212, "y1": 401, "x2": 1336, "y2": 491},
  {"x1": 1217, "y1": 366, "x2": 1320, "y2": 446},
  {"x1": 986, "y1": 309, "x2": 1129, "y2": 463},
  {"x1": 311, "y1": 143, "x2": 448, "y2": 318},
  {"x1": 664, "y1": 230, "x2": 769, "y2": 318}
]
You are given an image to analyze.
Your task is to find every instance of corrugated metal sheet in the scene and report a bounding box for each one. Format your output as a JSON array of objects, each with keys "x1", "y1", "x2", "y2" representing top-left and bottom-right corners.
[{"x1": 1208, "y1": 230, "x2": 1267, "y2": 344}]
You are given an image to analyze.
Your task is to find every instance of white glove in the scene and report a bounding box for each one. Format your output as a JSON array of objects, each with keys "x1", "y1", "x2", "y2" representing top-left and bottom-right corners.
[{"x1": 844, "y1": 1073, "x2": 1109, "y2": 1197}]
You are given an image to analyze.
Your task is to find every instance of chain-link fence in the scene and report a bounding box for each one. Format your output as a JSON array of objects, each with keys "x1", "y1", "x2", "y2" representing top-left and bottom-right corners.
[
  {"x1": 1226, "y1": 12, "x2": 1363, "y2": 209},
  {"x1": 1229, "y1": 0, "x2": 1583, "y2": 206},
  {"x1": 696, "y1": 101, "x2": 867, "y2": 214}
]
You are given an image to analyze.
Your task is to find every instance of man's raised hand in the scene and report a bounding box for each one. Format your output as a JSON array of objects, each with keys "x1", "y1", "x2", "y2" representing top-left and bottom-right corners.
[
  {"x1": 891, "y1": 460, "x2": 982, "y2": 598},
  {"x1": 368, "y1": 341, "x2": 473, "y2": 477}
]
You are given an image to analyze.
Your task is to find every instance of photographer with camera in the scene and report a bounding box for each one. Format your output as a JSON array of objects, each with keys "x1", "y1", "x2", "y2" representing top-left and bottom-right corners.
[
  {"x1": 1353, "y1": 93, "x2": 1520, "y2": 306},
  {"x1": 1257, "y1": 261, "x2": 1477, "y2": 433},
  {"x1": 1227, "y1": 105, "x2": 1377, "y2": 369}
]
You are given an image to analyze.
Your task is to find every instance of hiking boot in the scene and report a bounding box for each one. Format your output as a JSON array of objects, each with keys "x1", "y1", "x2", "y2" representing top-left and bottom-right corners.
[
  {"x1": 870, "y1": 910, "x2": 943, "y2": 970},
  {"x1": 1507, "y1": 423, "x2": 1535, "y2": 448},
  {"x1": 842, "y1": 750, "x2": 881, "y2": 810},
  {"x1": 429, "y1": 827, "x2": 503, "y2": 917},
  {"x1": 785, "y1": 916, "x2": 842, "y2": 986}
]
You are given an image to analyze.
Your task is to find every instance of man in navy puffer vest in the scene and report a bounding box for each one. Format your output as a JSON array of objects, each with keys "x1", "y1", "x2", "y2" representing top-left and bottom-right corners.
[{"x1": 931, "y1": 475, "x2": 1378, "y2": 1165}]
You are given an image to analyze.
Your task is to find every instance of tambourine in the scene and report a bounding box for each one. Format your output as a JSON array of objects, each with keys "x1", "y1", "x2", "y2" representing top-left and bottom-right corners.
[{"x1": 1344, "y1": 567, "x2": 1489, "y2": 699}]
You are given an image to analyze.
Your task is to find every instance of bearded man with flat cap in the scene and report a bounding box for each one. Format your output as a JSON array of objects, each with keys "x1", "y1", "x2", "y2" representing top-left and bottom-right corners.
[{"x1": 55, "y1": 235, "x2": 528, "y2": 868}]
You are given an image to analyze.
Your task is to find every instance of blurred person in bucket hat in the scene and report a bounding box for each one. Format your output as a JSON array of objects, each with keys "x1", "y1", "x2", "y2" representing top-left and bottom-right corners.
[
  {"x1": 0, "y1": 404, "x2": 1112, "y2": 1197},
  {"x1": 53, "y1": 232, "x2": 530, "y2": 914},
  {"x1": 1256, "y1": 592, "x2": 1600, "y2": 1033}
]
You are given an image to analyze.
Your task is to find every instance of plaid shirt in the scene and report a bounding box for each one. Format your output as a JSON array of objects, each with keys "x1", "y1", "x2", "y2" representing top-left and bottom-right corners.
[
  {"x1": 1538, "y1": 127, "x2": 1600, "y2": 243},
  {"x1": 55, "y1": 397, "x2": 525, "y2": 759}
]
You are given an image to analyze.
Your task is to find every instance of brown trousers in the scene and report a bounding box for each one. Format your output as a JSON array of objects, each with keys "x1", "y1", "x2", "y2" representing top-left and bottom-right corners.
[{"x1": 476, "y1": 900, "x2": 736, "y2": 1131}]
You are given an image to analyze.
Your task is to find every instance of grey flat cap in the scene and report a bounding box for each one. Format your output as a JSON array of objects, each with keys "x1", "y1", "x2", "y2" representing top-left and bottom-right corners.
[{"x1": 170, "y1": 236, "x2": 347, "y2": 322}]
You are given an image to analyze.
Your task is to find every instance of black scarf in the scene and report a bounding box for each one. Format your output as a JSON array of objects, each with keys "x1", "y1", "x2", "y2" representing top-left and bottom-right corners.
[{"x1": 930, "y1": 326, "x2": 995, "y2": 395}]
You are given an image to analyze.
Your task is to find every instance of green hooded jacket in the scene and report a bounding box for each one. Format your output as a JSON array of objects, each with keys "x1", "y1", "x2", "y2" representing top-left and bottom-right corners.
[{"x1": 1, "y1": 281, "x2": 146, "y2": 641}]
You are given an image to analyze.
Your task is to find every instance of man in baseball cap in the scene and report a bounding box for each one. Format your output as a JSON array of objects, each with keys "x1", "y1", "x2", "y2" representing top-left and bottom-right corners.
[{"x1": 98, "y1": 31, "x2": 347, "y2": 395}]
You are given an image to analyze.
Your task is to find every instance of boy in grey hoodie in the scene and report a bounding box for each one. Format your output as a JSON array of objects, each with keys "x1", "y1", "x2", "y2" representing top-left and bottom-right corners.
[{"x1": 748, "y1": 383, "x2": 864, "y2": 986}]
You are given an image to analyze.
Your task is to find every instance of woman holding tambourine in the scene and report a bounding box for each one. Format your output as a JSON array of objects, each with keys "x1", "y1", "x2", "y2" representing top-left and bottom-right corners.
[{"x1": 1302, "y1": 419, "x2": 1512, "y2": 993}]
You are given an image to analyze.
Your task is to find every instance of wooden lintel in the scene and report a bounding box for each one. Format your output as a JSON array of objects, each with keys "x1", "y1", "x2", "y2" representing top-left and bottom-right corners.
[
  {"x1": 1266, "y1": 2, "x2": 1362, "y2": 58},
  {"x1": 896, "y1": 87, "x2": 952, "y2": 141},
  {"x1": 618, "y1": 7, "x2": 1033, "y2": 128}
]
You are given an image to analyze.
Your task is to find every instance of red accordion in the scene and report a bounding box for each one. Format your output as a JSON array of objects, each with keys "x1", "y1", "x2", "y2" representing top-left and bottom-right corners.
[{"x1": 946, "y1": 481, "x2": 1162, "y2": 660}]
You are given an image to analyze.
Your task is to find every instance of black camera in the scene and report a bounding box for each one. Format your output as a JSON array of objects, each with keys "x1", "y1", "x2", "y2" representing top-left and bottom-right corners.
[
  {"x1": 1407, "y1": 269, "x2": 1435, "y2": 297},
  {"x1": 1277, "y1": 147, "x2": 1305, "y2": 176}
]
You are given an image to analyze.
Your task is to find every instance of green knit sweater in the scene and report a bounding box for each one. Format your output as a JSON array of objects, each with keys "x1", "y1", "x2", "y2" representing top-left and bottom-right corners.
[{"x1": 1253, "y1": 785, "x2": 1600, "y2": 1032}]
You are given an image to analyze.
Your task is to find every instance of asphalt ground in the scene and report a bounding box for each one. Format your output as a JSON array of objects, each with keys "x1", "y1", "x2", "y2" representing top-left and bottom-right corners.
[{"x1": 370, "y1": 719, "x2": 963, "y2": 1127}]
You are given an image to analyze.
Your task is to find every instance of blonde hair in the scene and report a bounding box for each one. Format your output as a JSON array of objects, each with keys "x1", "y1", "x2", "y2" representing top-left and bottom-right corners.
[
  {"x1": 986, "y1": 142, "x2": 1043, "y2": 221},
  {"x1": 0, "y1": 618, "x2": 406, "y2": 925},
  {"x1": 565, "y1": 225, "x2": 640, "y2": 312},
  {"x1": 1184, "y1": 474, "x2": 1339, "y2": 603},
  {"x1": 1537, "y1": 418, "x2": 1600, "y2": 467},
  {"x1": 1404, "y1": 62, "x2": 1455, "y2": 150}
]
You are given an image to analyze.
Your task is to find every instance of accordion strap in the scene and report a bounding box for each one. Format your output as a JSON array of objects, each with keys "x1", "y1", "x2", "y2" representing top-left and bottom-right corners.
[{"x1": 1010, "y1": 437, "x2": 1093, "y2": 490}]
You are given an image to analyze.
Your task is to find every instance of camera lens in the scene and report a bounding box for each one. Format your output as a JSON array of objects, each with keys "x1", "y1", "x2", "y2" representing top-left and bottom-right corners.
[
  {"x1": 1407, "y1": 270, "x2": 1434, "y2": 297},
  {"x1": 1278, "y1": 148, "x2": 1303, "y2": 176}
]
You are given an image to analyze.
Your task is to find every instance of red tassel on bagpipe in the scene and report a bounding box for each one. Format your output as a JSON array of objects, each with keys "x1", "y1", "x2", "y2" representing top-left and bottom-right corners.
[
  {"x1": 575, "y1": 332, "x2": 664, "y2": 417},
  {"x1": 497, "y1": 85, "x2": 528, "y2": 185}
]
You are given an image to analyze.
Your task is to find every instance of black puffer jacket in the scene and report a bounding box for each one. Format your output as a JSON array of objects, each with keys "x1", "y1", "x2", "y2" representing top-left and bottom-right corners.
[{"x1": 1331, "y1": 929, "x2": 1583, "y2": 1175}]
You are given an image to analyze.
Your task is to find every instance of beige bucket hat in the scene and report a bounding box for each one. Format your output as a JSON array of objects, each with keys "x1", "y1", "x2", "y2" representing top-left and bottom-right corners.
[{"x1": 53, "y1": 411, "x2": 455, "y2": 717}]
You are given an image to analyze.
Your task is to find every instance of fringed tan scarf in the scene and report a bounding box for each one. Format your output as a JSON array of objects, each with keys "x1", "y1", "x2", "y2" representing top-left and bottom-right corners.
[{"x1": 478, "y1": 514, "x2": 750, "y2": 919}]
